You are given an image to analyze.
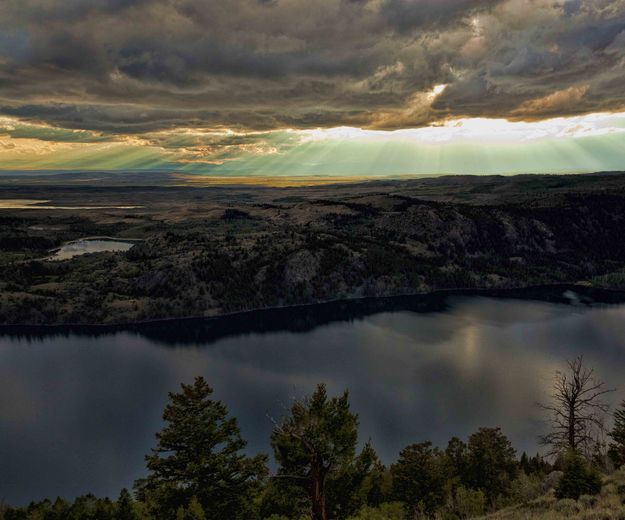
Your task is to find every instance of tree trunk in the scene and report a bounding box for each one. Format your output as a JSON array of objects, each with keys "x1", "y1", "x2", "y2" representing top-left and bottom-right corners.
[
  {"x1": 569, "y1": 402, "x2": 576, "y2": 450},
  {"x1": 310, "y1": 459, "x2": 327, "y2": 520}
]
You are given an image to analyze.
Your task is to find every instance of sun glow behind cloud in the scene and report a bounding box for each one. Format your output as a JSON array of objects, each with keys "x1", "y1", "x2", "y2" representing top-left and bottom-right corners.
[{"x1": 300, "y1": 111, "x2": 625, "y2": 144}]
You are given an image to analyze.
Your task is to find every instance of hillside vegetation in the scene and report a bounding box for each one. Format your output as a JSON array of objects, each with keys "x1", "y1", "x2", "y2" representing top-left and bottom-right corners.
[
  {"x1": 480, "y1": 468, "x2": 625, "y2": 520},
  {"x1": 2, "y1": 173, "x2": 625, "y2": 324}
]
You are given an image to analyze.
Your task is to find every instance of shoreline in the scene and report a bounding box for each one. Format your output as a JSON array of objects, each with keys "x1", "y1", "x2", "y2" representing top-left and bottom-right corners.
[{"x1": 3, "y1": 282, "x2": 625, "y2": 335}]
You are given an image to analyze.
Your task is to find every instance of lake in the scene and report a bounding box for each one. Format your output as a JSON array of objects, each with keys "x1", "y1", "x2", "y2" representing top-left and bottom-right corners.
[
  {"x1": 2, "y1": 288, "x2": 625, "y2": 505},
  {"x1": 49, "y1": 238, "x2": 140, "y2": 261}
]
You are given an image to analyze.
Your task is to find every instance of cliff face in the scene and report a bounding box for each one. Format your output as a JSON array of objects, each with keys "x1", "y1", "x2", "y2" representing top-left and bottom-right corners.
[{"x1": 2, "y1": 174, "x2": 625, "y2": 325}]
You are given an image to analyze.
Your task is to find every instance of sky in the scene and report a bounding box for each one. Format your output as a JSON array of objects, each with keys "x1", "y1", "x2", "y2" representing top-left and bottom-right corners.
[{"x1": 1, "y1": 0, "x2": 625, "y2": 177}]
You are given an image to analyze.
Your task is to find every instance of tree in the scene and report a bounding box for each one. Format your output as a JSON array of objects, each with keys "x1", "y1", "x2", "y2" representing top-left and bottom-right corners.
[
  {"x1": 326, "y1": 441, "x2": 389, "y2": 519},
  {"x1": 555, "y1": 449, "x2": 601, "y2": 500},
  {"x1": 445, "y1": 436, "x2": 468, "y2": 489},
  {"x1": 271, "y1": 384, "x2": 359, "y2": 520},
  {"x1": 116, "y1": 489, "x2": 138, "y2": 520},
  {"x1": 524, "y1": 453, "x2": 551, "y2": 477},
  {"x1": 465, "y1": 427, "x2": 517, "y2": 504},
  {"x1": 391, "y1": 442, "x2": 449, "y2": 518},
  {"x1": 609, "y1": 400, "x2": 625, "y2": 468},
  {"x1": 259, "y1": 478, "x2": 309, "y2": 520},
  {"x1": 185, "y1": 497, "x2": 206, "y2": 520},
  {"x1": 519, "y1": 452, "x2": 530, "y2": 474},
  {"x1": 539, "y1": 356, "x2": 613, "y2": 458},
  {"x1": 135, "y1": 377, "x2": 267, "y2": 520}
]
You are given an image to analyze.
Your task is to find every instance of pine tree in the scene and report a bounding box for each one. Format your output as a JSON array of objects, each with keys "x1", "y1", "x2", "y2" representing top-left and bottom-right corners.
[
  {"x1": 116, "y1": 489, "x2": 138, "y2": 520},
  {"x1": 391, "y1": 441, "x2": 449, "y2": 518},
  {"x1": 135, "y1": 377, "x2": 267, "y2": 520},
  {"x1": 555, "y1": 449, "x2": 601, "y2": 499},
  {"x1": 465, "y1": 427, "x2": 518, "y2": 505},
  {"x1": 445, "y1": 436, "x2": 468, "y2": 490},
  {"x1": 609, "y1": 400, "x2": 625, "y2": 468},
  {"x1": 186, "y1": 497, "x2": 206, "y2": 520},
  {"x1": 519, "y1": 452, "x2": 530, "y2": 474},
  {"x1": 271, "y1": 384, "x2": 359, "y2": 520},
  {"x1": 326, "y1": 441, "x2": 388, "y2": 519}
]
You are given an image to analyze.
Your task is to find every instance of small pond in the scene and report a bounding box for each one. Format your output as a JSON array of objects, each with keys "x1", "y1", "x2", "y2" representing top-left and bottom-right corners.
[{"x1": 49, "y1": 238, "x2": 141, "y2": 261}]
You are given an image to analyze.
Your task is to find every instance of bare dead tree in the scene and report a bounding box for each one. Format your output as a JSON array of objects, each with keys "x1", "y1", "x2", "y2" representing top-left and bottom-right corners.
[{"x1": 539, "y1": 356, "x2": 614, "y2": 458}]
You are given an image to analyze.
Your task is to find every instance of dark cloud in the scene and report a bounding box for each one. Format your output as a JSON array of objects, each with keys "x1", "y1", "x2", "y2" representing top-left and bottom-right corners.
[
  {"x1": 381, "y1": 0, "x2": 502, "y2": 32},
  {"x1": 0, "y1": 0, "x2": 624, "y2": 134}
]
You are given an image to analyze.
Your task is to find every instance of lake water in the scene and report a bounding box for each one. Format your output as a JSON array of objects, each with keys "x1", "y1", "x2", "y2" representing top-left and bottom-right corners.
[
  {"x1": 2, "y1": 289, "x2": 625, "y2": 505},
  {"x1": 49, "y1": 239, "x2": 138, "y2": 260}
]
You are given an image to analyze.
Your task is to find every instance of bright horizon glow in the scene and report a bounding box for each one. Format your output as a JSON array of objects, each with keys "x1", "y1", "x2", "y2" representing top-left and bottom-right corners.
[
  {"x1": 300, "y1": 111, "x2": 625, "y2": 144},
  {"x1": 1, "y1": 110, "x2": 625, "y2": 177}
]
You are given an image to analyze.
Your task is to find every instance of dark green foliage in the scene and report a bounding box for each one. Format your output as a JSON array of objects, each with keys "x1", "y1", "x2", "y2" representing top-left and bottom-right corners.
[
  {"x1": 520, "y1": 452, "x2": 529, "y2": 473},
  {"x1": 221, "y1": 209, "x2": 253, "y2": 221},
  {"x1": 450, "y1": 486, "x2": 486, "y2": 518},
  {"x1": 259, "y1": 478, "x2": 309, "y2": 519},
  {"x1": 391, "y1": 442, "x2": 450, "y2": 518},
  {"x1": 326, "y1": 442, "x2": 390, "y2": 520},
  {"x1": 1, "y1": 374, "x2": 613, "y2": 519},
  {"x1": 271, "y1": 384, "x2": 359, "y2": 520},
  {"x1": 176, "y1": 497, "x2": 206, "y2": 520},
  {"x1": 135, "y1": 377, "x2": 267, "y2": 520},
  {"x1": 4, "y1": 495, "x2": 120, "y2": 520},
  {"x1": 609, "y1": 400, "x2": 625, "y2": 468},
  {"x1": 555, "y1": 450, "x2": 602, "y2": 500},
  {"x1": 445, "y1": 437, "x2": 468, "y2": 489},
  {"x1": 116, "y1": 489, "x2": 139, "y2": 520},
  {"x1": 465, "y1": 427, "x2": 518, "y2": 504},
  {"x1": 519, "y1": 452, "x2": 551, "y2": 477}
]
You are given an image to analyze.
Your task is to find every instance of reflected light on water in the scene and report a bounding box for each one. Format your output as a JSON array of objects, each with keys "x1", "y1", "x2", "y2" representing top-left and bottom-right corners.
[{"x1": 1, "y1": 294, "x2": 625, "y2": 504}]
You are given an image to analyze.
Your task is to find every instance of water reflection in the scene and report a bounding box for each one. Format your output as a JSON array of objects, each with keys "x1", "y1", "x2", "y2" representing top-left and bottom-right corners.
[
  {"x1": 1, "y1": 287, "x2": 625, "y2": 505},
  {"x1": 48, "y1": 238, "x2": 140, "y2": 261}
]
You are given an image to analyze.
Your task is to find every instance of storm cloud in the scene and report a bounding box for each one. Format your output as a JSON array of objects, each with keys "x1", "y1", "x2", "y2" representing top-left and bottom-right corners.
[{"x1": 0, "y1": 0, "x2": 624, "y2": 142}]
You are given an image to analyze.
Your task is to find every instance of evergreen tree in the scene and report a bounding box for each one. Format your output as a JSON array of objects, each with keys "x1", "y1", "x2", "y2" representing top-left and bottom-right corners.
[
  {"x1": 609, "y1": 400, "x2": 625, "y2": 468},
  {"x1": 353, "y1": 442, "x2": 390, "y2": 508},
  {"x1": 445, "y1": 436, "x2": 468, "y2": 489},
  {"x1": 555, "y1": 449, "x2": 602, "y2": 499},
  {"x1": 94, "y1": 498, "x2": 115, "y2": 520},
  {"x1": 391, "y1": 441, "x2": 449, "y2": 518},
  {"x1": 271, "y1": 384, "x2": 359, "y2": 520},
  {"x1": 527, "y1": 453, "x2": 551, "y2": 476},
  {"x1": 259, "y1": 478, "x2": 309, "y2": 520},
  {"x1": 186, "y1": 497, "x2": 206, "y2": 520},
  {"x1": 465, "y1": 427, "x2": 517, "y2": 505},
  {"x1": 116, "y1": 489, "x2": 138, "y2": 520},
  {"x1": 135, "y1": 377, "x2": 267, "y2": 520},
  {"x1": 519, "y1": 452, "x2": 530, "y2": 474},
  {"x1": 326, "y1": 441, "x2": 388, "y2": 519}
]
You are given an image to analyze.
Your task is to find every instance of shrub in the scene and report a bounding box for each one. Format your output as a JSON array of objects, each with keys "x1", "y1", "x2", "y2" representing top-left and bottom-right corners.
[
  {"x1": 453, "y1": 487, "x2": 486, "y2": 518},
  {"x1": 602, "y1": 483, "x2": 618, "y2": 498},
  {"x1": 506, "y1": 473, "x2": 543, "y2": 505},
  {"x1": 555, "y1": 451, "x2": 602, "y2": 500},
  {"x1": 580, "y1": 509, "x2": 616, "y2": 520},
  {"x1": 346, "y1": 502, "x2": 406, "y2": 520},
  {"x1": 579, "y1": 494, "x2": 599, "y2": 508},
  {"x1": 554, "y1": 498, "x2": 581, "y2": 514}
]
